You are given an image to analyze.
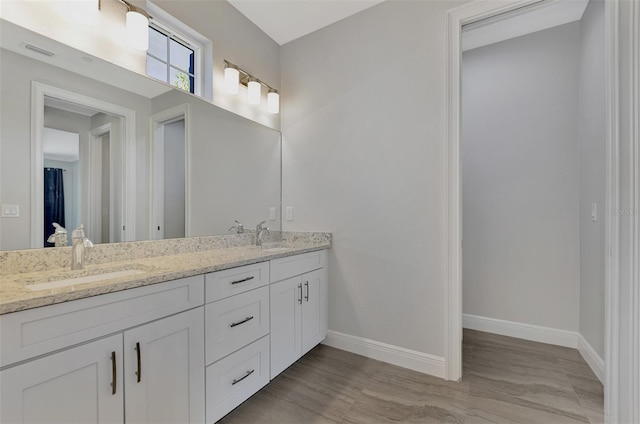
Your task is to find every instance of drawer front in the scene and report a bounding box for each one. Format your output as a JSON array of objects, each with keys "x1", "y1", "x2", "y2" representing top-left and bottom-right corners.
[
  {"x1": 0, "y1": 275, "x2": 205, "y2": 368},
  {"x1": 206, "y1": 335, "x2": 270, "y2": 424},
  {"x1": 205, "y1": 286, "x2": 269, "y2": 365},
  {"x1": 205, "y1": 262, "x2": 269, "y2": 303},
  {"x1": 270, "y1": 250, "x2": 326, "y2": 283}
]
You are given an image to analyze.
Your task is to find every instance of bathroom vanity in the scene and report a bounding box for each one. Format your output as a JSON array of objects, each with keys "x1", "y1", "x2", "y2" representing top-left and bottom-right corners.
[{"x1": 0, "y1": 233, "x2": 330, "y2": 423}]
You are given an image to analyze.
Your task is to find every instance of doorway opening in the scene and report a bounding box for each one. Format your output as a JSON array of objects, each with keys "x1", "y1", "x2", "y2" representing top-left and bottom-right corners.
[
  {"x1": 31, "y1": 82, "x2": 137, "y2": 247},
  {"x1": 150, "y1": 104, "x2": 190, "y2": 240}
]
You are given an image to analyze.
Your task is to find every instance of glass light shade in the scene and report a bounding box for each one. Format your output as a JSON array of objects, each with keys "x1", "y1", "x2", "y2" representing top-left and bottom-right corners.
[
  {"x1": 267, "y1": 91, "x2": 280, "y2": 114},
  {"x1": 126, "y1": 10, "x2": 149, "y2": 51},
  {"x1": 224, "y1": 67, "x2": 240, "y2": 94},
  {"x1": 248, "y1": 80, "x2": 261, "y2": 105}
]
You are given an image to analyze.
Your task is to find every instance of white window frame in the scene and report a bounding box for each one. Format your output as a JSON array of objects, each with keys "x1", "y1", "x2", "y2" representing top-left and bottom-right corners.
[
  {"x1": 145, "y1": 1, "x2": 213, "y2": 101},
  {"x1": 147, "y1": 20, "x2": 202, "y2": 96}
]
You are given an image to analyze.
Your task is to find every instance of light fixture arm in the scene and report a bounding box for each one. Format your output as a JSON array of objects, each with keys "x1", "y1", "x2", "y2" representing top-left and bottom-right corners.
[
  {"x1": 98, "y1": 0, "x2": 151, "y2": 19},
  {"x1": 224, "y1": 60, "x2": 278, "y2": 94}
]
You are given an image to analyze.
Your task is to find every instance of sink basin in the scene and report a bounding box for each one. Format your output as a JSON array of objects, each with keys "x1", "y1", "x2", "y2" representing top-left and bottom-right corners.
[{"x1": 26, "y1": 269, "x2": 147, "y2": 291}]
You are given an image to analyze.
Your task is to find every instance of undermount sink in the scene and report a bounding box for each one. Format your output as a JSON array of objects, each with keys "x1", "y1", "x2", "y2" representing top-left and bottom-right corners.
[{"x1": 26, "y1": 268, "x2": 148, "y2": 291}]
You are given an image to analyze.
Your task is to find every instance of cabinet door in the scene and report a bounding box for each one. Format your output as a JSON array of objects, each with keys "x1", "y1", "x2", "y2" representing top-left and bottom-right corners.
[
  {"x1": 270, "y1": 276, "x2": 302, "y2": 378},
  {"x1": 301, "y1": 268, "x2": 326, "y2": 354},
  {"x1": 124, "y1": 308, "x2": 205, "y2": 424},
  {"x1": 0, "y1": 334, "x2": 124, "y2": 424}
]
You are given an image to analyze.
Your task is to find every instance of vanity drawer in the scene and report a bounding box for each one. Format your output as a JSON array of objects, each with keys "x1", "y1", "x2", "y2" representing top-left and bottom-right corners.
[
  {"x1": 270, "y1": 250, "x2": 326, "y2": 283},
  {"x1": 205, "y1": 286, "x2": 269, "y2": 365},
  {"x1": 206, "y1": 335, "x2": 270, "y2": 424},
  {"x1": 0, "y1": 275, "x2": 205, "y2": 368},
  {"x1": 205, "y1": 262, "x2": 269, "y2": 303}
]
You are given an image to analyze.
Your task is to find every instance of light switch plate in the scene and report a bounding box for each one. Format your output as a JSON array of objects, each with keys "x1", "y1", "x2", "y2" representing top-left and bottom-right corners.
[
  {"x1": 285, "y1": 207, "x2": 294, "y2": 221},
  {"x1": 269, "y1": 207, "x2": 276, "y2": 221},
  {"x1": 1, "y1": 204, "x2": 20, "y2": 218},
  {"x1": 591, "y1": 203, "x2": 597, "y2": 222}
]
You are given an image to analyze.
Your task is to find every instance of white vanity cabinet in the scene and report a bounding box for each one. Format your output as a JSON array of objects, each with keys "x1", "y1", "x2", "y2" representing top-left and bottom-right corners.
[
  {"x1": 270, "y1": 251, "x2": 327, "y2": 378},
  {"x1": 0, "y1": 334, "x2": 125, "y2": 423},
  {"x1": 204, "y1": 262, "x2": 271, "y2": 423},
  {"x1": 124, "y1": 307, "x2": 205, "y2": 424},
  {"x1": 0, "y1": 275, "x2": 205, "y2": 424}
]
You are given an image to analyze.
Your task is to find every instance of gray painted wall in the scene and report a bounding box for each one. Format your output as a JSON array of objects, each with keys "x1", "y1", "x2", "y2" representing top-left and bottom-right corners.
[
  {"x1": 281, "y1": 0, "x2": 468, "y2": 356},
  {"x1": 163, "y1": 119, "x2": 186, "y2": 239},
  {"x1": 461, "y1": 23, "x2": 581, "y2": 331},
  {"x1": 578, "y1": 0, "x2": 606, "y2": 358}
]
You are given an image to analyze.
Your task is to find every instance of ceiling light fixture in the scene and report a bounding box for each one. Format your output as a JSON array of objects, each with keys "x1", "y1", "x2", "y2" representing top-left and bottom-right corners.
[{"x1": 224, "y1": 60, "x2": 280, "y2": 114}]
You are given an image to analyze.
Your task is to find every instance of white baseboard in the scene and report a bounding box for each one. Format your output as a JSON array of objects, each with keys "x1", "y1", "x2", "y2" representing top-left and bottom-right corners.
[
  {"x1": 577, "y1": 333, "x2": 605, "y2": 384},
  {"x1": 463, "y1": 313, "x2": 578, "y2": 348},
  {"x1": 322, "y1": 330, "x2": 446, "y2": 379}
]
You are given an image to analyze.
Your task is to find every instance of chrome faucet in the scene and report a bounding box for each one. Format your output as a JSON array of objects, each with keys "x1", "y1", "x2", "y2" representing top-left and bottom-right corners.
[
  {"x1": 228, "y1": 220, "x2": 244, "y2": 234},
  {"x1": 71, "y1": 224, "x2": 93, "y2": 270},
  {"x1": 47, "y1": 222, "x2": 68, "y2": 247},
  {"x1": 256, "y1": 221, "x2": 270, "y2": 247}
]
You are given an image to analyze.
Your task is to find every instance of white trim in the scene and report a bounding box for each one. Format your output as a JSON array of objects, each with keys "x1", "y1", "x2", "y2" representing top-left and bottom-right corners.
[
  {"x1": 630, "y1": 1, "x2": 639, "y2": 422},
  {"x1": 322, "y1": 330, "x2": 446, "y2": 379},
  {"x1": 444, "y1": 0, "x2": 547, "y2": 383},
  {"x1": 604, "y1": 0, "x2": 620, "y2": 422},
  {"x1": 462, "y1": 314, "x2": 578, "y2": 348},
  {"x1": 578, "y1": 333, "x2": 606, "y2": 384},
  {"x1": 149, "y1": 103, "x2": 191, "y2": 240},
  {"x1": 31, "y1": 82, "x2": 136, "y2": 246},
  {"x1": 89, "y1": 123, "x2": 112, "y2": 243}
]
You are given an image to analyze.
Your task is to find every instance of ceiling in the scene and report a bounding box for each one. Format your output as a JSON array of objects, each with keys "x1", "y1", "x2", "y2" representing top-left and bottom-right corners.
[{"x1": 227, "y1": 0, "x2": 386, "y2": 46}]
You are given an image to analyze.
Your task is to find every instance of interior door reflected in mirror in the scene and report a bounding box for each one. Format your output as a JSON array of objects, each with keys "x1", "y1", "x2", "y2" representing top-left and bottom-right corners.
[{"x1": 35, "y1": 86, "x2": 135, "y2": 248}]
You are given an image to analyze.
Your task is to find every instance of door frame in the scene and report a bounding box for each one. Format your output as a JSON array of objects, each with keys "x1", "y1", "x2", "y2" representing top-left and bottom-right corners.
[
  {"x1": 149, "y1": 103, "x2": 191, "y2": 240},
  {"x1": 89, "y1": 123, "x2": 113, "y2": 243},
  {"x1": 444, "y1": 1, "x2": 637, "y2": 423},
  {"x1": 31, "y1": 81, "x2": 136, "y2": 246}
]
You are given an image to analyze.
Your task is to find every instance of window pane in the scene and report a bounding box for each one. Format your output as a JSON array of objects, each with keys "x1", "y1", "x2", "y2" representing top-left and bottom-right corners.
[
  {"x1": 169, "y1": 39, "x2": 194, "y2": 73},
  {"x1": 170, "y1": 67, "x2": 193, "y2": 93},
  {"x1": 148, "y1": 27, "x2": 167, "y2": 61},
  {"x1": 147, "y1": 56, "x2": 168, "y2": 83}
]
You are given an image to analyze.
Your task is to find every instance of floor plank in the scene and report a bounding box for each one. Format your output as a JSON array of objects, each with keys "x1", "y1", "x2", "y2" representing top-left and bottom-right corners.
[{"x1": 219, "y1": 330, "x2": 603, "y2": 423}]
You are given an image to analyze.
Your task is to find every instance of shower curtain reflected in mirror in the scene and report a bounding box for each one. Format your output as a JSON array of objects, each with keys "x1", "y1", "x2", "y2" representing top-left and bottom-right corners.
[{"x1": 44, "y1": 167, "x2": 65, "y2": 247}]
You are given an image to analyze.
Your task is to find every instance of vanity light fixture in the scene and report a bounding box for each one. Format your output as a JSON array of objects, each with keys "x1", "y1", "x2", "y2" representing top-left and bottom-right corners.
[
  {"x1": 223, "y1": 59, "x2": 280, "y2": 114},
  {"x1": 247, "y1": 78, "x2": 261, "y2": 105},
  {"x1": 224, "y1": 63, "x2": 240, "y2": 94},
  {"x1": 267, "y1": 89, "x2": 280, "y2": 114},
  {"x1": 98, "y1": 0, "x2": 150, "y2": 51}
]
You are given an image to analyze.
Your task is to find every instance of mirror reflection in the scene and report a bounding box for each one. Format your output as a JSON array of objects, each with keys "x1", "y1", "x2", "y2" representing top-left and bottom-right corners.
[{"x1": 0, "y1": 20, "x2": 281, "y2": 251}]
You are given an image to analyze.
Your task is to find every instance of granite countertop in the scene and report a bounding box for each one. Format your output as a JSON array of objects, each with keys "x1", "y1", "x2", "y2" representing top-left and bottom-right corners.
[{"x1": 0, "y1": 232, "x2": 331, "y2": 315}]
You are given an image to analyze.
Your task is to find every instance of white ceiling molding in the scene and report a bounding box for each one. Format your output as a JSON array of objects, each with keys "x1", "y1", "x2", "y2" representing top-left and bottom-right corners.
[
  {"x1": 227, "y1": 0, "x2": 386, "y2": 46},
  {"x1": 462, "y1": 0, "x2": 589, "y2": 52}
]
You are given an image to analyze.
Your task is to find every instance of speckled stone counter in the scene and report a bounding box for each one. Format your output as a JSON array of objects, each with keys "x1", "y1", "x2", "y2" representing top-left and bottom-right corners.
[{"x1": 0, "y1": 232, "x2": 331, "y2": 315}]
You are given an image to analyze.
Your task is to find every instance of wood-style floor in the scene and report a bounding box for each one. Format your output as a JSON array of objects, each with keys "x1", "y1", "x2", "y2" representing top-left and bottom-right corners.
[{"x1": 219, "y1": 329, "x2": 604, "y2": 423}]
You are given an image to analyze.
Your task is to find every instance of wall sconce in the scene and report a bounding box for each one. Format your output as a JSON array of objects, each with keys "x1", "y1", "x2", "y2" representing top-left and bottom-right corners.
[
  {"x1": 224, "y1": 60, "x2": 280, "y2": 114},
  {"x1": 98, "y1": 0, "x2": 150, "y2": 51}
]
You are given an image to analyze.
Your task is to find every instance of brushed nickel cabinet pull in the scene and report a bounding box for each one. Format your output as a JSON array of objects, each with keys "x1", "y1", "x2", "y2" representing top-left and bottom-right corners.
[
  {"x1": 298, "y1": 283, "x2": 303, "y2": 304},
  {"x1": 305, "y1": 281, "x2": 309, "y2": 302},
  {"x1": 230, "y1": 316, "x2": 254, "y2": 328},
  {"x1": 232, "y1": 369, "x2": 255, "y2": 385},
  {"x1": 111, "y1": 351, "x2": 117, "y2": 395},
  {"x1": 135, "y1": 342, "x2": 141, "y2": 383},
  {"x1": 231, "y1": 276, "x2": 254, "y2": 285}
]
